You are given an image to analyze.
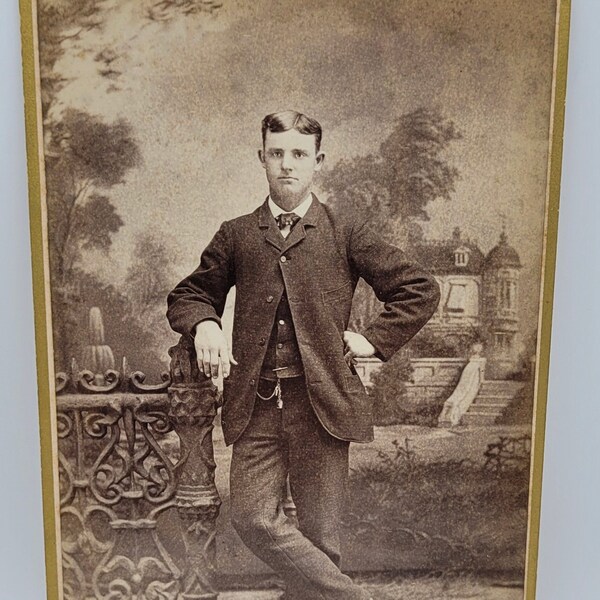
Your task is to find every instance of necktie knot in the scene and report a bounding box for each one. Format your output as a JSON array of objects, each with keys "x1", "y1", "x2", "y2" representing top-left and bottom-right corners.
[{"x1": 276, "y1": 212, "x2": 301, "y2": 230}]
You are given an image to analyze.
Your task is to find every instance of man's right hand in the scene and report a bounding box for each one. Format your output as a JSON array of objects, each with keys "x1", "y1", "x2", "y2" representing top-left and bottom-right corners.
[{"x1": 193, "y1": 320, "x2": 238, "y2": 379}]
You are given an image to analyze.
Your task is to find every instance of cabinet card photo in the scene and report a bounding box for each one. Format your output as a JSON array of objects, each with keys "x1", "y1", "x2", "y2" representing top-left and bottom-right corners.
[{"x1": 19, "y1": 1, "x2": 570, "y2": 599}]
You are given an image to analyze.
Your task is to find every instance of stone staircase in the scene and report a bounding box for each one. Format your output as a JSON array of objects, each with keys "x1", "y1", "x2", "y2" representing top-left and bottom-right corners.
[{"x1": 461, "y1": 380, "x2": 525, "y2": 425}]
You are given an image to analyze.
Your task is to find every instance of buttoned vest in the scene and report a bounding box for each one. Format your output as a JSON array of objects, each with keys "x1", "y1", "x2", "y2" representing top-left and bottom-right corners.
[{"x1": 260, "y1": 291, "x2": 303, "y2": 380}]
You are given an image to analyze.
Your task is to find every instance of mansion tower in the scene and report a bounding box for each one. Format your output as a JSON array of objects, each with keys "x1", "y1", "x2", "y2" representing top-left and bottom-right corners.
[{"x1": 413, "y1": 227, "x2": 522, "y2": 379}]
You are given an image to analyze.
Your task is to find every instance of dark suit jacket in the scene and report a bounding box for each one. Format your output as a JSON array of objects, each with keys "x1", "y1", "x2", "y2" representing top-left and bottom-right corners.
[{"x1": 167, "y1": 195, "x2": 440, "y2": 445}]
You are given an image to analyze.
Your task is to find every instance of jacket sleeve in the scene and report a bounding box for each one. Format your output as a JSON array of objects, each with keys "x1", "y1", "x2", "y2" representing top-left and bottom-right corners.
[
  {"x1": 348, "y1": 219, "x2": 441, "y2": 361},
  {"x1": 166, "y1": 221, "x2": 235, "y2": 337}
]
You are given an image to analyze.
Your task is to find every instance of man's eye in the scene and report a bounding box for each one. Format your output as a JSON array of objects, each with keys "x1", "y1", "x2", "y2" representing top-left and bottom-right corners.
[
  {"x1": 270, "y1": 151, "x2": 282, "y2": 157},
  {"x1": 294, "y1": 152, "x2": 306, "y2": 159}
]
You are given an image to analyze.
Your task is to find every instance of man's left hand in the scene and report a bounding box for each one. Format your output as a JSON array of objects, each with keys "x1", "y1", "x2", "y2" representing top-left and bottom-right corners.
[{"x1": 343, "y1": 331, "x2": 376, "y2": 367}]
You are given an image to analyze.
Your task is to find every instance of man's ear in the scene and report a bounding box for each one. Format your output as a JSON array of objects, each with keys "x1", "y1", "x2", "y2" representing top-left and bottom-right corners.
[
  {"x1": 314, "y1": 151, "x2": 325, "y2": 171},
  {"x1": 258, "y1": 148, "x2": 266, "y2": 167}
]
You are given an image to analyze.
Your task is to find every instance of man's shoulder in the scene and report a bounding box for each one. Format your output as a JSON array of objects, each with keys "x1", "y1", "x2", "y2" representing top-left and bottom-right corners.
[
  {"x1": 218, "y1": 203, "x2": 264, "y2": 231},
  {"x1": 317, "y1": 198, "x2": 371, "y2": 233}
]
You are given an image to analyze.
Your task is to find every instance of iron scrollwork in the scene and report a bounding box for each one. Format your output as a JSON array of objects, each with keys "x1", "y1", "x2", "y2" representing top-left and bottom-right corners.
[{"x1": 56, "y1": 339, "x2": 223, "y2": 599}]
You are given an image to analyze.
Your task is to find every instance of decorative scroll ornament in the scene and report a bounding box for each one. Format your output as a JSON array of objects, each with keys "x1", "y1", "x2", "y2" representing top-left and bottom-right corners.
[
  {"x1": 56, "y1": 335, "x2": 222, "y2": 600},
  {"x1": 55, "y1": 371, "x2": 69, "y2": 394},
  {"x1": 77, "y1": 369, "x2": 122, "y2": 393},
  {"x1": 87, "y1": 401, "x2": 177, "y2": 506},
  {"x1": 55, "y1": 356, "x2": 172, "y2": 395},
  {"x1": 129, "y1": 370, "x2": 171, "y2": 393},
  {"x1": 93, "y1": 556, "x2": 180, "y2": 600},
  {"x1": 61, "y1": 504, "x2": 118, "y2": 600}
]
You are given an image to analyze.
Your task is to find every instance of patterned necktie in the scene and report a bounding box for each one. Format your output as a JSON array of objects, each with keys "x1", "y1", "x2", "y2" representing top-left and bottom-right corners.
[{"x1": 276, "y1": 212, "x2": 301, "y2": 230}]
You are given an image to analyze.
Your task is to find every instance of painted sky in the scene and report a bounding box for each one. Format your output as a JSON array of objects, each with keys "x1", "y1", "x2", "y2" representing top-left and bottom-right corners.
[{"x1": 49, "y1": 0, "x2": 558, "y2": 331}]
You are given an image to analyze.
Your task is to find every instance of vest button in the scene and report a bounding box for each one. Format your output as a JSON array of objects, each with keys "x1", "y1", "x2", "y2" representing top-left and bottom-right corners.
[
  {"x1": 278, "y1": 319, "x2": 285, "y2": 325},
  {"x1": 280, "y1": 256, "x2": 287, "y2": 263},
  {"x1": 277, "y1": 343, "x2": 284, "y2": 349},
  {"x1": 266, "y1": 295, "x2": 274, "y2": 303}
]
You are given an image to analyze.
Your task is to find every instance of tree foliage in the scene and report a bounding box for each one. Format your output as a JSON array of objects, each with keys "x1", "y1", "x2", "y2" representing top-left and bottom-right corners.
[
  {"x1": 379, "y1": 107, "x2": 462, "y2": 220},
  {"x1": 408, "y1": 326, "x2": 483, "y2": 359},
  {"x1": 146, "y1": 0, "x2": 223, "y2": 22},
  {"x1": 38, "y1": 0, "x2": 103, "y2": 118},
  {"x1": 38, "y1": 0, "x2": 223, "y2": 116},
  {"x1": 122, "y1": 233, "x2": 180, "y2": 372},
  {"x1": 125, "y1": 233, "x2": 177, "y2": 323},
  {"x1": 46, "y1": 109, "x2": 141, "y2": 367},
  {"x1": 46, "y1": 109, "x2": 140, "y2": 287},
  {"x1": 323, "y1": 107, "x2": 461, "y2": 332},
  {"x1": 39, "y1": 1, "x2": 223, "y2": 369},
  {"x1": 323, "y1": 107, "x2": 461, "y2": 244},
  {"x1": 368, "y1": 353, "x2": 413, "y2": 426}
]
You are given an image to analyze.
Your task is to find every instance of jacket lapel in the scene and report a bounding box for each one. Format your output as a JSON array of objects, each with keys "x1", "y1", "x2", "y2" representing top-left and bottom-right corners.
[
  {"x1": 257, "y1": 194, "x2": 322, "y2": 253},
  {"x1": 258, "y1": 199, "x2": 284, "y2": 251},
  {"x1": 282, "y1": 194, "x2": 321, "y2": 251}
]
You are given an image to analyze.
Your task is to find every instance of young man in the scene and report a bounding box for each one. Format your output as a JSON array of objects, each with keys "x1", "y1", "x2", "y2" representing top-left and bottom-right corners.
[{"x1": 167, "y1": 110, "x2": 440, "y2": 599}]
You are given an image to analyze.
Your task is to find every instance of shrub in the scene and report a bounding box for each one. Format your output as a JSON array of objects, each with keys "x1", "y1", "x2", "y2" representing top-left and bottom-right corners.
[
  {"x1": 368, "y1": 353, "x2": 412, "y2": 425},
  {"x1": 345, "y1": 438, "x2": 530, "y2": 573},
  {"x1": 407, "y1": 327, "x2": 483, "y2": 358},
  {"x1": 369, "y1": 355, "x2": 445, "y2": 426}
]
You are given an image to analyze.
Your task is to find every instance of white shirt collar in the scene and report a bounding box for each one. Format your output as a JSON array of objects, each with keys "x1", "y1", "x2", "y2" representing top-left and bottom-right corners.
[{"x1": 268, "y1": 193, "x2": 313, "y2": 219}]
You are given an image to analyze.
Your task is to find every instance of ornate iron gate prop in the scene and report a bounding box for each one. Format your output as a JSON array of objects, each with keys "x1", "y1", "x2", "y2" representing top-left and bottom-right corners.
[{"x1": 56, "y1": 337, "x2": 222, "y2": 600}]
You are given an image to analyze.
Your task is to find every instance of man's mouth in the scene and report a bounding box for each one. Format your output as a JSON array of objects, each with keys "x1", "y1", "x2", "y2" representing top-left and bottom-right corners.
[{"x1": 278, "y1": 176, "x2": 298, "y2": 180}]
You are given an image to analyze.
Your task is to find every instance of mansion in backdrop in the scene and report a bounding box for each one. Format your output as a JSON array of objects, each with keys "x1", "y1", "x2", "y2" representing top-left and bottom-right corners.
[
  {"x1": 414, "y1": 226, "x2": 523, "y2": 381},
  {"x1": 354, "y1": 225, "x2": 530, "y2": 427}
]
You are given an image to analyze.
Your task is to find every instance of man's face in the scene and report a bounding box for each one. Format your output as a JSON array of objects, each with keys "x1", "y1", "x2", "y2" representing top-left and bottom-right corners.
[{"x1": 259, "y1": 129, "x2": 325, "y2": 205}]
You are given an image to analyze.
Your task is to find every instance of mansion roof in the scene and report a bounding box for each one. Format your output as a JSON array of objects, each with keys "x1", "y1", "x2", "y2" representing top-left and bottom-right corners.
[{"x1": 413, "y1": 228, "x2": 521, "y2": 275}]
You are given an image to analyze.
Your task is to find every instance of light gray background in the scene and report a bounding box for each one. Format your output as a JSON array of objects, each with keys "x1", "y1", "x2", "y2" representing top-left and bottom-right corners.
[{"x1": 1, "y1": 1, "x2": 598, "y2": 598}]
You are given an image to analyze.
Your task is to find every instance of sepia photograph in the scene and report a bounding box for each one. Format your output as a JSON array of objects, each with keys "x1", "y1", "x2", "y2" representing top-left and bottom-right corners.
[{"x1": 20, "y1": 0, "x2": 569, "y2": 598}]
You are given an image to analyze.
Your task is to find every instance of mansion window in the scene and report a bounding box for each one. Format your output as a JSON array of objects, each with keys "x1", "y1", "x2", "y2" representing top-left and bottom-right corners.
[
  {"x1": 494, "y1": 332, "x2": 513, "y2": 350},
  {"x1": 499, "y1": 279, "x2": 517, "y2": 310},
  {"x1": 445, "y1": 283, "x2": 467, "y2": 313},
  {"x1": 454, "y1": 247, "x2": 470, "y2": 267}
]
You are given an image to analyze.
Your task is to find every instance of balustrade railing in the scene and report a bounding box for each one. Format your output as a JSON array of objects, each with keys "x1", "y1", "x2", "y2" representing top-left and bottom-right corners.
[{"x1": 56, "y1": 337, "x2": 222, "y2": 600}]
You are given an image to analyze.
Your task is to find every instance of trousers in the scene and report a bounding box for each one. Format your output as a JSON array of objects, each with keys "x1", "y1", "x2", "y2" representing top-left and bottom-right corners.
[{"x1": 229, "y1": 376, "x2": 370, "y2": 600}]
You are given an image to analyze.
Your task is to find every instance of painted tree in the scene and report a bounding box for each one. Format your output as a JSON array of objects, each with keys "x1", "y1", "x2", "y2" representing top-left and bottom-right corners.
[
  {"x1": 323, "y1": 107, "x2": 461, "y2": 332},
  {"x1": 324, "y1": 107, "x2": 461, "y2": 242},
  {"x1": 121, "y1": 233, "x2": 181, "y2": 369},
  {"x1": 38, "y1": 0, "x2": 224, "y2": 368},
  {"x1": 38, "y1": 0, "x2": 223, "y2": 117},
  {"x1": 125, "y1": 234, "x2": 175, "y2": 318},
  {"x1": 368, "y1": 353, "x2": 413, "y2": 426},
  {"x1": 38, "y1": 0, "x2": 102, "y2": 119},
  {"x1": 46, "y1": 109, "x2": 140, "y2": 281},
  {"x1": 46, "y1": 109, "x2": 141, "y2": 367}
]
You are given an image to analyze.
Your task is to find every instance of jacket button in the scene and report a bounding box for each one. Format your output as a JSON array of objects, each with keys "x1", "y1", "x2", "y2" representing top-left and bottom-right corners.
[
  {"x1": 259, "y1": 338, "x2": 266, "y2": 346},
  {"x1": 280, "y1": 256, "x2": 287, "y2": 263},
  {"x1": 266, "y1": 295, "x2": 274, "y2": 303},
  {"x1": 250, "y1": 379, "x2": 255, "y2": 385},
  {"x1": 277, "y1": 343, "x2": 283, "y2": 349}
]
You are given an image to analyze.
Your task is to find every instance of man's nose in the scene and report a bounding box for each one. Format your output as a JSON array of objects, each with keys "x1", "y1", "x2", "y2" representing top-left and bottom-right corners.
[{"x1": 281, "y1": 153, "x2": 293, "y2": 171}]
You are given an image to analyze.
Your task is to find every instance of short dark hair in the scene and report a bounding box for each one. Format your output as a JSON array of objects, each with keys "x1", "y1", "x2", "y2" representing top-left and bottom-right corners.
[{"x1": 261, "y1": 110, "x2": 322, "y2": 153}]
